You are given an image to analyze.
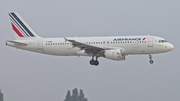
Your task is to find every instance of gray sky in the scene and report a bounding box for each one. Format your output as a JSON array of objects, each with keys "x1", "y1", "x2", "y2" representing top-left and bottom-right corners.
[{"x1": 0, "y1": 0, "x2": 180, "y2": 101}]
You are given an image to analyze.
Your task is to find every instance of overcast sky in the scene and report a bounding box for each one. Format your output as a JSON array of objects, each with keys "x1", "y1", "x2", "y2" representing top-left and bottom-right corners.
[{"x1": 0, "y1": 0, "x2": 180, "y2": 101}]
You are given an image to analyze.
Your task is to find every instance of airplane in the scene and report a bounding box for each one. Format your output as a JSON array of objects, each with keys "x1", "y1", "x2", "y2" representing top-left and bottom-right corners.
[{"x1": 6, "y1": 12, "x2": 174, "y2": 66}]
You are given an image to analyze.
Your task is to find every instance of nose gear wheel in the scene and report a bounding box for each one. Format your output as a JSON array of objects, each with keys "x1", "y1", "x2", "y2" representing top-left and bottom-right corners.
[{"x1": 149, "y1": 54, "x2": 154, "y2": 64}]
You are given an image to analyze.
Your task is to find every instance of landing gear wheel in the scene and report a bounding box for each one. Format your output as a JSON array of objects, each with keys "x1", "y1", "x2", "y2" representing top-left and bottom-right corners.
[
  {"x1": 150, "y1": 60, "x2": 153, "y2": 64},
  {"x1": 90, "y1": 59, "x2": 95, "y2": 65},
  {"x1": 94, "y1": 60, "x2": 99, "y2": 66},
  {"x1": 149, "y1": 54, "x2": 153, "y2": 64}
]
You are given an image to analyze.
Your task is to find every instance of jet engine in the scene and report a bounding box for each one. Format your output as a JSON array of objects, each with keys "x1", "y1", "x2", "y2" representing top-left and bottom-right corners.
[{"x1": 104, "y1": 49, "x2": 125, "y2": 61}]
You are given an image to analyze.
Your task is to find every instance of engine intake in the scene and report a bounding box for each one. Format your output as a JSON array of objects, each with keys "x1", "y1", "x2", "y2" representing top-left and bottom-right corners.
[{"x1": 104, "y1": 49, "x2": 125, "y2": 61}]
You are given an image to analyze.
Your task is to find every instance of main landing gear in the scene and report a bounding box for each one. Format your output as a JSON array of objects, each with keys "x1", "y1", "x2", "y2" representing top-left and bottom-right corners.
[
  {"x1": 90, "y1": 59, "x2": 99, "y2": 66},
  {"x1": 149, "y1": 54, "x2": 153, "y2": 64},
  {"x1": 90, "y1": 55, "x2": 99, "y2": 66}
]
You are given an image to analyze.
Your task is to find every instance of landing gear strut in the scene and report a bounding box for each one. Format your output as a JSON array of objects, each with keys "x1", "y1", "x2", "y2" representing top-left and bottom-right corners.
[
  {"x1": 149, "y1": 54, "x2": 153, "y2": 64},
  {"x1": 89, "y1": 55, "x2": 99, "y2": 66}
]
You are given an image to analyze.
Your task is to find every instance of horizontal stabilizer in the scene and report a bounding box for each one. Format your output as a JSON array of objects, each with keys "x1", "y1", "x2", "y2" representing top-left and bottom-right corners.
[{"x1": 6, "y1": 40, "x2": 28, "y2": 45}]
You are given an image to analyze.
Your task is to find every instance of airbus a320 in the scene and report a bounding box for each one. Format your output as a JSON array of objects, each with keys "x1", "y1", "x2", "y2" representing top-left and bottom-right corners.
[{"x1": 6, "y1": 12, "x2": 174, "y2": 66}]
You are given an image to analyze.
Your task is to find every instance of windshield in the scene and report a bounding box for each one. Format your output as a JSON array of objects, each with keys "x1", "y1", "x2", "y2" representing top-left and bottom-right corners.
[{"x1": 159, "y1": 40, "x2": 167, "y2": 43}]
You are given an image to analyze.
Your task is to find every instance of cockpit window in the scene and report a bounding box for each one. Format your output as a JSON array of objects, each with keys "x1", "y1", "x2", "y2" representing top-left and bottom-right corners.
[{"x1": 159, "y1": 40, "x2": 167, "y2": 43}]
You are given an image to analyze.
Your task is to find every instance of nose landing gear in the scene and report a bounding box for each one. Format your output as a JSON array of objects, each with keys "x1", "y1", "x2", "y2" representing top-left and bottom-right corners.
[
  {"x1": 150, "y1": 60, "x2": 153, "y2": 64},
  {"x1": 149, "y1": 54, "x2": 154, "y2": 64}
]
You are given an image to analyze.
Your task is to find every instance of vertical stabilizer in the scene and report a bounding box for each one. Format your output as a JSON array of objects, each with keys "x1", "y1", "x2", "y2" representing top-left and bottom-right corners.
[{"x1": 9, "y1": 12, "x2": 41, "y2": 40}]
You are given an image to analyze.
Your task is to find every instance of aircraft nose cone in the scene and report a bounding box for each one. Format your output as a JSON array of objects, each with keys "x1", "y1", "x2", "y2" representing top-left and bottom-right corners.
[{"x1": 169, "y1": 44, "x2": 174, "y2": 51}]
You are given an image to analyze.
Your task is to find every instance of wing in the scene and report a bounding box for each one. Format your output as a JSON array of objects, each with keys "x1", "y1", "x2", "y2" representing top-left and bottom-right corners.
[{"x1": 64, "y1": 37, "x2": 110, "y2": 54}]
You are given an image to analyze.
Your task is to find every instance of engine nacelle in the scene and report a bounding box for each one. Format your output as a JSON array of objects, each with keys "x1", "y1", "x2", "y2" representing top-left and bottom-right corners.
[{"x1": 104, "y1": 49, "x2": 125, "y2": 61}]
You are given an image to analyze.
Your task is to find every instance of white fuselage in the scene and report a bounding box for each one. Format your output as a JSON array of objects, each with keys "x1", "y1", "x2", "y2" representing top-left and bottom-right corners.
[
  {"x1": 7, "y1": 12, "x2": 174, "y2": 65},
  {"x1": 7, "y1": 35, "x2": 174, "y2": 57}
]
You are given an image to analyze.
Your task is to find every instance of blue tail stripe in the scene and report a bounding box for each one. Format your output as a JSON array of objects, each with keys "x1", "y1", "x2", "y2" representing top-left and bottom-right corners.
[
  {"x1": 9, "y1": 14, "x2": 29, "y2": 37},
  {"x1": 11, "y1": 13, "x2": 35, "y2": 37}
]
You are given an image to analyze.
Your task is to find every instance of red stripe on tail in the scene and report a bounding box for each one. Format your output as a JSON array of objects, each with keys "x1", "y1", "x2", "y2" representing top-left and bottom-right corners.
[{"x1": 11, "y1": 23, "x2": 24, "y2": 37}]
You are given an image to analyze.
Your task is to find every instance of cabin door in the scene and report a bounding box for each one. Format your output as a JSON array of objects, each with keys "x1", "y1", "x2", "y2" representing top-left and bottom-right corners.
[
  {"x1": 38, "y1": 40, "x2": 43, "y2": 50},
  {"x1": 148, "y1": 37, "x2": 153, "y2": 47}
]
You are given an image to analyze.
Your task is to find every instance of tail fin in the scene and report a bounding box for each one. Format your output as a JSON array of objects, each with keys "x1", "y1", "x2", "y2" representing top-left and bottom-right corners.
[{"x1": 9, "y1": 12, "x2": 41, "y2": 40}]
